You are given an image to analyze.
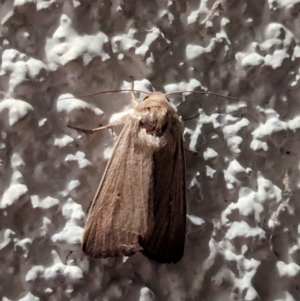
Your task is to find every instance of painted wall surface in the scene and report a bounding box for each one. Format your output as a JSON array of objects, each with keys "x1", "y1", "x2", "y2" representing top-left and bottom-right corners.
[{"x1": 0, "y1": 0, "x2": 300, "y2": 300}]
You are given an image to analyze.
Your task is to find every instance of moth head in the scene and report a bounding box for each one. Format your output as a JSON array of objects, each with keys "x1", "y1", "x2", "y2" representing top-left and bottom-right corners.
[{"x1": 135, "y1": 92, "x2": 178, "y2": 142}]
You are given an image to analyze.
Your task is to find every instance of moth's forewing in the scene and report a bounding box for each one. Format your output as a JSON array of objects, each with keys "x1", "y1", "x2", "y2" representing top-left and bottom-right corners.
[
  {"x1": 82, "y1": 120, "x2": 154, "y2": 258},
  {"x1": 139, "y1": 113, "x2": 186, "y2": 263}
]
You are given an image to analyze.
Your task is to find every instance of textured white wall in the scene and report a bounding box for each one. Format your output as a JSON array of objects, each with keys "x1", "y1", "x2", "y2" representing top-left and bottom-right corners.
[{"x1": 1, "y1": 0, "x2": 300, "y2": 300}]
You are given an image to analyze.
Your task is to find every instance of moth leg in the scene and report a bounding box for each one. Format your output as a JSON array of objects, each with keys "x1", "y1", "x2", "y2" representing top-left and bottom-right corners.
[
  {"x1": 130, "y1": 78, "x2": 139, "y2": 108},
  {"x1": 185, "y1": 147, "x2": 198, "y2": 155},
  {"x1": 68, "y1": 114, "x2": 129, "y2": 134}
]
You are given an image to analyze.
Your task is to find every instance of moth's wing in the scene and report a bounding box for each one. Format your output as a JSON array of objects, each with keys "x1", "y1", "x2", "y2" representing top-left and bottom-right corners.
[
  {"x1": 82, "y1": 119, "x2": 154, "y2": 258},
  {"x1": 139, "y1": 123, "x2": 186, "y2": 263}
]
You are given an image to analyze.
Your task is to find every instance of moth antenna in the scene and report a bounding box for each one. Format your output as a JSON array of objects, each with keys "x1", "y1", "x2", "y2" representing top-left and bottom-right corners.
[
  {"x1": 59, "y1": 89, "x2": 150, "y2": 100},
  {"x1": 165, "y1": 90, "x2": 249, "y2": 102},
  {"x1": 130, "y1": 78, "x2": 140, "y2": 107},
  {"x1": 130, "y1": 77, "x2": 136, "y2": 100},
  {"x1": 172, "y1": 90, "x2": 249, "y2": 121}
]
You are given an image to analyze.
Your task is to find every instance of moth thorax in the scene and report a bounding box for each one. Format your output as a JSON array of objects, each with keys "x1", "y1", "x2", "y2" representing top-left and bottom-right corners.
[{"x1": 137, "y1": 129, "x2": 168, "y2": 151}]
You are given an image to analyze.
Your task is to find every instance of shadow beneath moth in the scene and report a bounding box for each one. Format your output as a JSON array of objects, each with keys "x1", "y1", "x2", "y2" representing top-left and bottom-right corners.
[{"x1": 67, "y1": 81, "x2": 242, "y2": 264}]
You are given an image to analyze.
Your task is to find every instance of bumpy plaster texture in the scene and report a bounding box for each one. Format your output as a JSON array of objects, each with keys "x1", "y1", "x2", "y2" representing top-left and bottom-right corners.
[{"x1": 1, "y1": 0, "x2": 300, "y2": 300}]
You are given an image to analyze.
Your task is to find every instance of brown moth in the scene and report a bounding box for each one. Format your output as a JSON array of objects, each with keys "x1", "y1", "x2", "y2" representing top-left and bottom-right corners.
[
  {"x1": 68, "y1": 81, "x2": 186, "y2": 263},
  {"x1": 67, "y1": 81, "x2": 244, "y2": 263}
]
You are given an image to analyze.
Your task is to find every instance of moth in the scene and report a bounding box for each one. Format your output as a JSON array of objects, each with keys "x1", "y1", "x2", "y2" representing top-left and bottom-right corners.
[{"x1": 68, "y1": 81, "x2": 242, "y2": 263}]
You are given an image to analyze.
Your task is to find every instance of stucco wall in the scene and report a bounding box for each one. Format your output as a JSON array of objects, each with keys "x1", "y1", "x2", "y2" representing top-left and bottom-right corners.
[{"x1": 1, "y1": 0, "x2": 300, "y2": 300}]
